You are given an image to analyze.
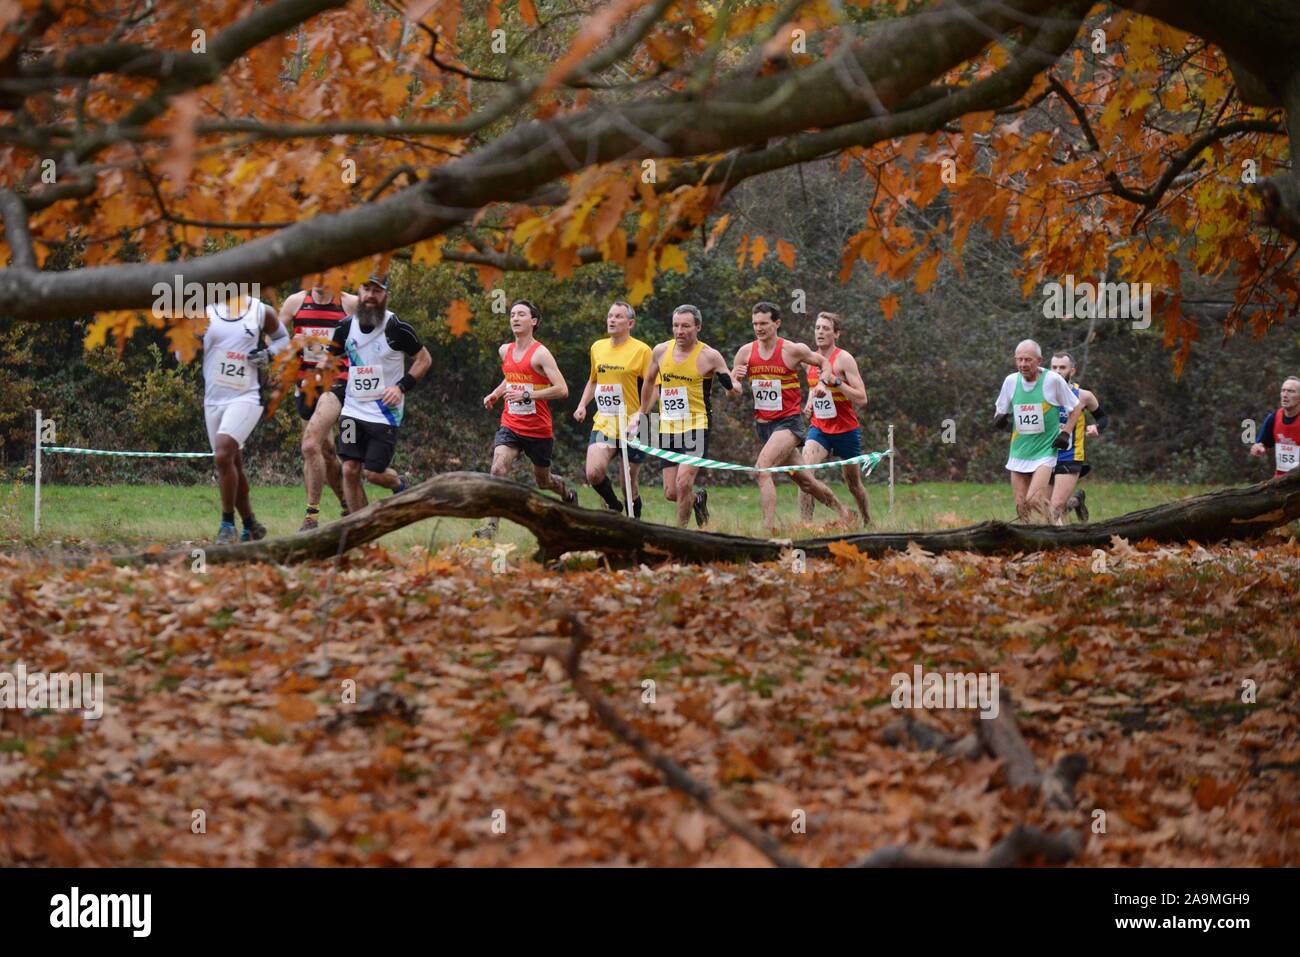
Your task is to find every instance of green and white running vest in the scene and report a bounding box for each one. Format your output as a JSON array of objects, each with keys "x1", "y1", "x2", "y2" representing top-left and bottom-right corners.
[{"x1": 1009, "y1": 373, "x2": 1058, "y2": 463}]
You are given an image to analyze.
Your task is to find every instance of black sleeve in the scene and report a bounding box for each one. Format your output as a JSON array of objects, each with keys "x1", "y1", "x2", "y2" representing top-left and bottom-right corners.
[
  {"x1": 1258, "y1": 411, "x2": 1277, "y2": 447},
  {"x1": 329, "y1": 322, "x2": 348, "y2": 358},
  {"x1": 385, "y1": 316, "x2": 423, "y2": 357},
  {"x1": 1092, "y1": 404, "x2": 1110, "y2": 432}
]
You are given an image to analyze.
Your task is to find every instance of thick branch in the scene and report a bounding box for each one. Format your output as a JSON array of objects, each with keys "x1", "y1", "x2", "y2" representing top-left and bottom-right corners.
[
  {"x1": 93, "y1": 467, "x2": 1300, "y2": 570},
  {"x1": 0, "y1": 189, "x2": 36, "y2": 270},
  {"x1": 0, "y1": 0, "x2": 1073, "y2": 320}
]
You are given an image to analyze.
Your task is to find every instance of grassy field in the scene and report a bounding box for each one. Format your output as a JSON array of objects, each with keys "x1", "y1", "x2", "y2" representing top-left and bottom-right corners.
[{"x1": 0, "y1": 474, "x2": 1220, "y2": 552}]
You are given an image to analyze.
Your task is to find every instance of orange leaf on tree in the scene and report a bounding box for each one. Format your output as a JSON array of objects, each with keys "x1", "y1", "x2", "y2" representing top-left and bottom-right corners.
[{"x1": 446, "y1": 299, "x2": 473, "y2": 337}]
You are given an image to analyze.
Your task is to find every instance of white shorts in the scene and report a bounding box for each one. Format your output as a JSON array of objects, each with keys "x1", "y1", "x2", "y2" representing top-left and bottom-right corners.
[
  {"x1": 205, "y1": 400, "x2": 263, "y2": 451},
  {"x1": 1006, "y1": 454, "x2": 1057, "y2": 474}
]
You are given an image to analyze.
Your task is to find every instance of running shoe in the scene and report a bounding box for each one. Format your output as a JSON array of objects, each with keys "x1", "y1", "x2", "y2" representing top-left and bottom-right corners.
[
  {"x1": 693, "y1": 489, "x2": 709, "y2": 527},
  {"x1": 215, "y1": 522, "x2": 238, "y2": 545},
  {"x1": 241, "y1": 518, "x2": 267, "y2": 542},
  {"x1": 1073, "y1": 488, "x2": 1089, "y2": 523},
  {"x1": 298, "y1": 515, "x2": 319, "y2": 532}
]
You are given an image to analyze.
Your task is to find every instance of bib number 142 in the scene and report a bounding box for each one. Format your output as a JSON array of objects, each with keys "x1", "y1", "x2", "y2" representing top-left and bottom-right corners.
[{"x1": 1014, "y1": 403, "x2": 1044, "y2": 434}]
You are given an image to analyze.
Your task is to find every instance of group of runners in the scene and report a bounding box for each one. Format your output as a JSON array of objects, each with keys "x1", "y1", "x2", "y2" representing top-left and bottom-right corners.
[{"x1": 192, "y1": 277, "x2": 1300, "y2": 543}]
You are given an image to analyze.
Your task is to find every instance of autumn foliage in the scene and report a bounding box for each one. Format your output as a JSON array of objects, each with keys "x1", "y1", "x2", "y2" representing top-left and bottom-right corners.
[
  {"x1": 0, "y1": 1, "x2": 1293, "y2": 373},
  {"x1": 1, "y1": 537, "x2": 1296, "y2": 866}
]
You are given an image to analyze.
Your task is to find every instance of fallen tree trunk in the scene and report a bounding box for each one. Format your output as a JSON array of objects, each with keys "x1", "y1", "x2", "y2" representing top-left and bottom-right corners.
[{"x1": 101, "y1": 468, "x2": 1300, "y2": 568}]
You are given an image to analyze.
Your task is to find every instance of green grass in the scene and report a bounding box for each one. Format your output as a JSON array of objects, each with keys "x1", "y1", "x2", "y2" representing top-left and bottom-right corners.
[{"x1": 0, "y1": 474, "x2": 1218, "y2": 552}]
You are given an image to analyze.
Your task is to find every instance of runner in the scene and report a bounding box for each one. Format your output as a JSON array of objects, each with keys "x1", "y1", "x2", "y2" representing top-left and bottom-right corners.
[
  {"x1": 992, "y1": 339, "x2": 1081, "y2": 523},
  {"x1": 1249, "y1": 375, "x2": 1300, "y2": 476},
  {"x1": 798, "y1": 311, "x2": 872, "y2": 526},
  {"x1": 201, "y1": 289, "x2": 288, "y2": 544},
  {"x1": 278, "y1": 279, "x2": 358, "y2": 531},
  {"x1": 630, "y1": 304, "x2": 738, "y2": 528},
  {"x1": 1047, "y1": 351, "x2": 1109, "y2": 523},
  {"x1": 573, "y1": 300, "x2": 651, "y2": 518},
  {"x1": 478, "y1": 300, "x2": 576, "y2": 539},
  {"x1": 732, "y1": 301, "x2": 854, "y2": 534},
  {"x1": 328, "y1": 275, "x2": 431, "y2": 512}
]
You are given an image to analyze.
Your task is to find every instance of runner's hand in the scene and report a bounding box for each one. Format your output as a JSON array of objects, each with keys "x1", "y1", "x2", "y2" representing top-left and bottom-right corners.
[
  {"x1": 1052, "y1": 430, "x2": 1071, "y2": 451},
  {"x1": 483, "y1": 392, "x2": 497, "y2": 410},
  {"x1": 732, "y1": 364, "x2": 747, "y2": 382},
  {"x1": 574, "y1": 406, "x2": 587, "y2": 423},
  {"x1": 380, "y1": 386, "x2": 403, "y2": 407},
  {"x1": 1250, "y1": 442, "x2": 1265, "y2": 456},
  {"x1": 625, "y1": 411, "x2": 640, "y2": 436},
  {"x1": 1086, "y1": 424, "x2": 1099, "y2": 438},
  {"x1": 247, "y1": 347, "x2": 270, "y2": 370}
]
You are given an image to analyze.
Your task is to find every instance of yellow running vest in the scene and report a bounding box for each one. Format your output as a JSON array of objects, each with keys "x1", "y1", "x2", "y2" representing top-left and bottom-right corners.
[
  {"x1": 657, "y1": 341, "x2": 709, "y2": 433},
  {"x1": 589, "y1": 336, "x2": 651, "y2": 439}
]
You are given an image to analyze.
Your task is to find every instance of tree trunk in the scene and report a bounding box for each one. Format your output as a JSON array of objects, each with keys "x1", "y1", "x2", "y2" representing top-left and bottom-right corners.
[{"x1": 98, "y1": 468, "x2": 1300, "y2": 568}]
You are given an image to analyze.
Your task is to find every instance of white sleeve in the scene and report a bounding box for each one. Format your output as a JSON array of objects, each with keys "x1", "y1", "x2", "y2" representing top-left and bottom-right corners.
[
  {"x1": 994, "y1": 375, "x2": 1016, "y2": 414},
  {"x1": 1045, "y1": 372, "x2": 1079, "y2": 411}
]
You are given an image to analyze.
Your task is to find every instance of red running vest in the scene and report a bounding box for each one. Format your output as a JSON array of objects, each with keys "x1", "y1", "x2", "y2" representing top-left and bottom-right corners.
[
  {"x1": 500, "y1": 340, "x2": 553, "y2": 438},
  {"x1": 1272, "y1": 407, "x2": 1300, "y2": 476},
  {"x1": 748, "y1": 337, "x2": 802, "y2": 422},
  {"x1": 806, "y1": 347, "x2": 860, "y2": 434},
  {"x1": 292, "y1": 292, "x2": 349, "y2": 379}
]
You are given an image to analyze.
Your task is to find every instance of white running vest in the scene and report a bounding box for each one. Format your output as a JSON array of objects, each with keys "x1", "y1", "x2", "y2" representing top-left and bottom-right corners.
[
  {"x1": 339, "y1": 312, "x2": 407, "y2": 426},
  {"x1": 202, "y1": 298, "x2": 264, "y2": 406}
]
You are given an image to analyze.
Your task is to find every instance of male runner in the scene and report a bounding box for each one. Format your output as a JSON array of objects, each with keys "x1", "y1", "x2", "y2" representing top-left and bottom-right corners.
[
  {"x1": 992, "y1": 339, "x2": 1081, "y2": 523},
  {"x1": 798, "y1": 312, "x2": 872, "y2": 526},
  {"x1": 1047, "y1": 351, "x2": 1109, "y2": 523},
  {"x1": 630, "y1": 304, "x2": 738, "y2": 528},
  {"x1": 732, "y1": 301, "x2": 854, "y2": 533},
  {"x1": 278, "y1": 279, "x2": 358, "y2": 530},
  {"x1": 573, "y1": 299, "x2": 651, "y2": 518},
  {"x1": 201, "y1": 289, "x2": 288, "y2": 544},
  {"x1": 478, "y1": 300, "x2": 576, "y2": 538},
  {"x1": 1249, "y1": 375, "x2": 1300, "y2": 476},
  {"x1": 328, "y1": 275, "x2": 431, "y2": 512}
]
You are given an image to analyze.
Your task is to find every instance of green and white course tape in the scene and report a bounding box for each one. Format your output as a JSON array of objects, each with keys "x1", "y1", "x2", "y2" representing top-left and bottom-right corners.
[{"x1": 625, "y1": 436, "x2": 889, "y2": 475}]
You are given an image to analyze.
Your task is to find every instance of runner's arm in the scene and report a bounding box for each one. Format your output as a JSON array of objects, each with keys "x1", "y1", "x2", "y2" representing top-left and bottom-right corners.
[
  {"x1": 731, "y1": 343, "x2": 751, "y2": 382},
  {"x1": 992, "y1": 376, "x2": 1014, "y2": 428},
  {"x1": 574, "y1": 378, "x2": 597, "y2": 421},
  {"x1": 835, "y1": 353, "x2": 868, "y2": 406},
  {"x1": 705, "y1": 347, "x2": 739, "y2": 394},
  {"x1": 1251, "y1": 411, "x2": 1277, "y2": 455},
  {"x1": 793, "y1": 343, "x2": 832, "y2": 382},
  {"x1": 637, "y1": 347, "x2": 664, "y2": 418},
  {"x1": 260, "y1": 302, "x2": 290, "y2": 355},
  {"x1": 277, "y1": 292, "x2": 304, "y2": 333},
  {"x1": 532, "y1": 346, "x2": 568, "y2": 402}
]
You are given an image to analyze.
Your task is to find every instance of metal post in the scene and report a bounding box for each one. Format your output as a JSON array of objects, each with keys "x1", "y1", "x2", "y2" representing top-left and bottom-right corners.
[
  {"x1": 34, "y1": 408, "x2": 42, "y2": 535},
  {"x1": 619, "y1": 409, "x2": 633, "y2": 518},
  {"x1": 888, "y1": 423, "x2": 894, "y2": 513}
]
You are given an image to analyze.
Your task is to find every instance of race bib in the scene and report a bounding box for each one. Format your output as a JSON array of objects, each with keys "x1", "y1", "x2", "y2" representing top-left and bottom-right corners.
[
  {"x1": 752, "y1": 378, "x2": 782, "y2": 412},
  {"x1": 506, "y1": 382, "x2": 536, "y2": 415},
  {"x1": 1277, "y1": 441, "x2": 1299, "y2": 473},
  {"x1": 594, "y1": 382, "x2": 623, "y2": 416},
  {"x1": 660, "y1": 386, "x2": 690, "y2": 421},
  {"x1": 812, "y1": 391, "x2": 836, "y2": 420},
  {"x1": 349, "y1": 365, "x2": 385, "y2": 401},
  {"x1": 1014, "y1": 403, "x2": 1044, "y2": 434},
  {"x1": 300, "y1": 326, "x2": 334, "y2": 365},
  {"x1": 215, "y1": 351, "x2": 250, "y2": 390}
]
